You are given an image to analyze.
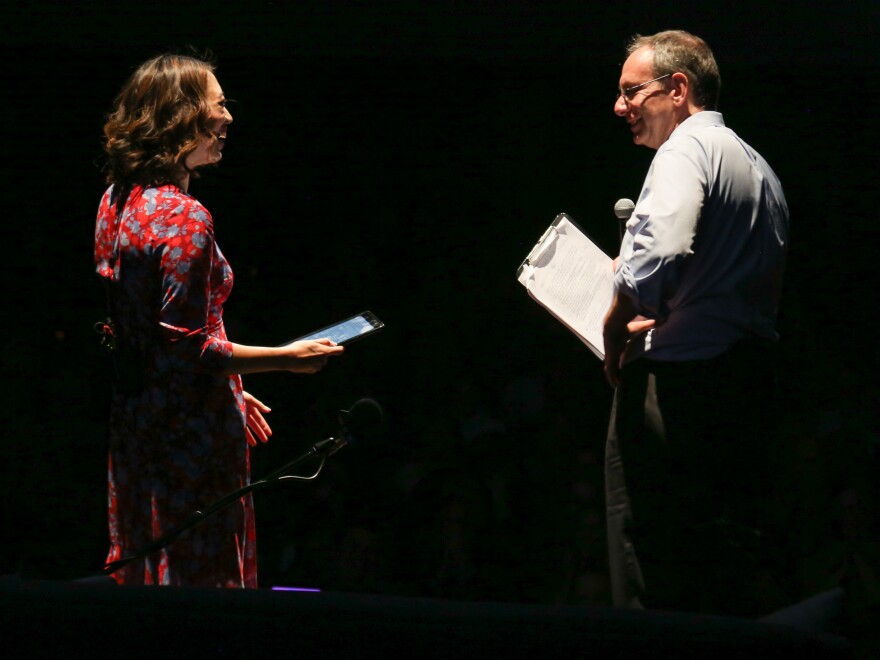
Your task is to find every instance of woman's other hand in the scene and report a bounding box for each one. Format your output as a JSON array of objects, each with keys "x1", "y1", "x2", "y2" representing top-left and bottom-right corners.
[{"x1": 243, "y1": 391, "x2": 272, "y2": 446}]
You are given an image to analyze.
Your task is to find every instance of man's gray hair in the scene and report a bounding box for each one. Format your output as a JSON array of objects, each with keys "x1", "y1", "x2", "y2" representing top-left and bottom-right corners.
[{"x1": 627, "y1": 30, "x2": 721, "y2": 111}]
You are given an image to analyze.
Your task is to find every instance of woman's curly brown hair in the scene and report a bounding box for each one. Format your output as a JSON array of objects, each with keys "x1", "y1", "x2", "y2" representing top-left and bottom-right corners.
[{"x1": 102, "y1": 53, "x2": 216, "y2": 194}]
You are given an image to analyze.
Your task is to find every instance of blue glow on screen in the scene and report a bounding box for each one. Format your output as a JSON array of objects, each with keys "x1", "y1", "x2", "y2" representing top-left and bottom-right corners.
[{"x1": 301, "y1": 316, "x2": 372, "y2": 344}]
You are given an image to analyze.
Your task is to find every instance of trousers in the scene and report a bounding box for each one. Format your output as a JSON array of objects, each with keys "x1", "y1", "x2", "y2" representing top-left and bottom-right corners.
[{"x1": 605, "y1": 340, "x2": 784, "y2": 616}]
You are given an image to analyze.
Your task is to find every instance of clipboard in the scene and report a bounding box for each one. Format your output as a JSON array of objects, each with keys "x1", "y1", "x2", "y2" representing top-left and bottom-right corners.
[{"x1": 517, "y1": 213, "x2": 615, "y2": 359}]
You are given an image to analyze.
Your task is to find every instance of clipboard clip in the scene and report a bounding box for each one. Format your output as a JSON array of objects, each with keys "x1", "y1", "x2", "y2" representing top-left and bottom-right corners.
[{"x1": 517, "y1": 213, "x2": 570, "y2": 274}]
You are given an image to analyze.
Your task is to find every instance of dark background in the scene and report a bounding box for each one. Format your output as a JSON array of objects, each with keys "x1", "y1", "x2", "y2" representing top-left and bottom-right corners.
[{"x1": 2, "y1": 0, "x2": 878, "y2": 611}]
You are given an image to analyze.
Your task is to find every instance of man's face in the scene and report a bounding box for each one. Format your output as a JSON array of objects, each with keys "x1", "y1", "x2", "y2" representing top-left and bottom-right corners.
[{"x1": 614, "y1": 46, "x2": 678, "y2": 150}]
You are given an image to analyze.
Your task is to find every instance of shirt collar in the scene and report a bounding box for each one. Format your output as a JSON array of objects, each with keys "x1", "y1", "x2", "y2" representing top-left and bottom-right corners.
[{"x1": 667, "y1": 110, "x2": 725, "y2": 144}]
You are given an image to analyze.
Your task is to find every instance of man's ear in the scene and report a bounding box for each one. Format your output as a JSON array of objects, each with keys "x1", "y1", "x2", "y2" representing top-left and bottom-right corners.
[{"x1": 670, "y1": 72, "x2": 689, "y2": 107}]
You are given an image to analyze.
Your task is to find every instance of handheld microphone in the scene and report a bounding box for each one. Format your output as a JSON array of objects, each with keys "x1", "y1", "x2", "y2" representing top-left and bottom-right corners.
[{"x1": 614, "y1": 198, "x2": 635, "y2": 242}]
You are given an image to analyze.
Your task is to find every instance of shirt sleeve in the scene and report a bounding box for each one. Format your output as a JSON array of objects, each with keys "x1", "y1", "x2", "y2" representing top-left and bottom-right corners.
[
  {"x1": 614, "y1": 142, "x2": 708, "y2": 317},
  {"x1": 157, "y1": 203, "x2": 233, "y2": 372}
]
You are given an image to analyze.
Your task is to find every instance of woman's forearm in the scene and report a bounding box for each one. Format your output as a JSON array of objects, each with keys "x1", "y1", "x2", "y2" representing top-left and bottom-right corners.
[{"x1": 221, "y1": 340, "x2": 344, "y2": 376}]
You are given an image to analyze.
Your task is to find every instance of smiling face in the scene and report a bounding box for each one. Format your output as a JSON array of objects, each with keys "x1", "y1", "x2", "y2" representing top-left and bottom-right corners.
[
  {"x1": 614, "y1": 46, "x2": 682, "y2": 150},
  {"x1": 185, "y1": 71, "x2": 233, "y2": 171}
]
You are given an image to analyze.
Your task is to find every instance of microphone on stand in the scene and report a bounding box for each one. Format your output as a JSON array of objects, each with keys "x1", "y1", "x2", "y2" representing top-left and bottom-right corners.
[
  {"x1": 314, "y1": 398, "x2": 386, "y2": 458},
  {"x1": 614, "y1": 198, "x2": 635, "y2": 242},
  {"x1": 267, "y1": 398, "x2": 385, "y2": 479}
]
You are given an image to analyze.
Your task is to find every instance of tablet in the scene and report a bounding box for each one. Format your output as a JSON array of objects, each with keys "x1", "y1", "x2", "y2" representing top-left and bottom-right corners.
[{"x1": 283, "y1": 311, "x2": 384, "y2": 347}]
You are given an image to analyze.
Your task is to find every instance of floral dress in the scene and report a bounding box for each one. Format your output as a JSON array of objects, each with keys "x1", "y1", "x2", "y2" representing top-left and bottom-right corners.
[{"x1": 94, "y1": 184, "x2": 256, "y2": 587}]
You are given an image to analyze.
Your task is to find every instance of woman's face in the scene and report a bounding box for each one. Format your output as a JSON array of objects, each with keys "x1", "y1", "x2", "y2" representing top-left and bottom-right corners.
[{"x1": 185, "y1": 72, "x2": 233, "y2": 170}]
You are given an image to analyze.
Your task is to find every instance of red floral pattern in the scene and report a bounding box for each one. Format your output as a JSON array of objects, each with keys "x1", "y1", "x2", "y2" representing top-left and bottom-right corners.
[{"x1": 95, "y1": 184, "x2": 256, "y2": 587}]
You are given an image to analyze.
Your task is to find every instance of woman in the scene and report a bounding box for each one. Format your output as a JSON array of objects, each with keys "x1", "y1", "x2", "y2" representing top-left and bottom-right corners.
[{"x1": 94, "y1": 53, "x2": 343, "y2": 587}]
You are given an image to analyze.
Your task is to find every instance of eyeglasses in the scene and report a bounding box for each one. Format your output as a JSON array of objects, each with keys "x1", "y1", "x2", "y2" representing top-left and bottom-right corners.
[{"x1": 615, "y1": 73, "x2": 672, "y2": 104}]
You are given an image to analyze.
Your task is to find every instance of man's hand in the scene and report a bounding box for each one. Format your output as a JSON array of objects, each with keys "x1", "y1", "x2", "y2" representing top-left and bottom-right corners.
[{"x1": 602, "y1": 293, "x2": 655, "y2": 388}]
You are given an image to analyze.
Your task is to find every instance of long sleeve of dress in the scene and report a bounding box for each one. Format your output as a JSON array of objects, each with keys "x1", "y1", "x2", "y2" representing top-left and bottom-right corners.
[{"x1": 155, "y1": 203, "x2": 234, "y2": 372}]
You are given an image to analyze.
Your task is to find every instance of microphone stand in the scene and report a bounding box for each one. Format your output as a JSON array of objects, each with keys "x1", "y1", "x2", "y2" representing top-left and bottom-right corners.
[{"x1": 100, "y1": 434, "x2": 349, "y2": 578}]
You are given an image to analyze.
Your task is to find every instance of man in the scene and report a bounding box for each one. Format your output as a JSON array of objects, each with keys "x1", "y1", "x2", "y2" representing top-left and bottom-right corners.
[{"x1": 602, "y1": 31, "x2": 789, "y2": 616}]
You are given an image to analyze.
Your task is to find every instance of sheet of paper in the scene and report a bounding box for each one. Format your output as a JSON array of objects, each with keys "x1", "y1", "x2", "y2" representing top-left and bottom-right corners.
[{"x1": 517, "y1": 214, "x2": 614, "y2": 359}]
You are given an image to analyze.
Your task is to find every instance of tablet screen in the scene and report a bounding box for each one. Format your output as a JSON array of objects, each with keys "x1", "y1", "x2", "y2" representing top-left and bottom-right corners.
[{"x1": 300, "y1": 314, "x2": 378, "y2": 345}]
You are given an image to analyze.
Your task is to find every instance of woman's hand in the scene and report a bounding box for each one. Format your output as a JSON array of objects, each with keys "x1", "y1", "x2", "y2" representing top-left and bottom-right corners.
[
  {"x1": 227, "y1": 339, "x2": 344, "y2": 376},
  {"x1": 282, "y1": 338, "x2": 344, "y2": 374},
  {"x1": 243, "y1": 391, "x2": 273, "y2": 447}
]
